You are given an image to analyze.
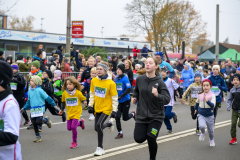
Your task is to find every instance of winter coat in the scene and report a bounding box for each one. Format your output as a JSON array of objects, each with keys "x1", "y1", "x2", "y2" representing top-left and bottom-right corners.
[
  {"x1": 133, "y1": 48, "x2": 140, "y2": 57},
  {"x1": 80, "y1": 67, "x2": 92, "y2": 82},
  {"x1": 62, "y1": 63, "x2": 72, "y2": 80},
  {"x1": 17, "y1": 60, "x2": 31, "y2": 72},
  {"x1": 10, "y1": 72, "x2": 26, "y2": 96},
  {"x1": 182, "y1": 82, "x2": 201, "y2": 106},
  {"x1": 180, "y1": 64, "x2": 194, "y2": 87},
  {"x1": 32, "y1": 56, "x2": 46, "y2": 71},
  {"x1": 141, "y1": 47, "x2": 153, "y2": 58},
  {"x1": 125, "y1": 68, "x2": 133, "y2": 84},
  {"x1": 56, "y1": 49, "x2": 63, "y2": 64}
]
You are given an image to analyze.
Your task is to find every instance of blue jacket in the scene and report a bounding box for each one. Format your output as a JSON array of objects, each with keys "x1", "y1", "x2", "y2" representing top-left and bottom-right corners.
[
  {"x1": 221, "y1": 68, "x2": 226, "y2": 74},
  {"x1": 115, "y1": 75, "x2": 131, "y2": 103},
  {"x1": 159, "y1": 61, "x2": 174, "y2": 78},
  {"x1": 180, "y1": 64, "x2": 194, "y2": 87},
  {"x1": 82, "y1": 78, "x2": 92, "y2": 94},
  {"x1": 141, "y1": 47, "x2": 153, "y2": 58},
  {"x1": 208, "y1": 75, "x2": 227, "y2": 103}
]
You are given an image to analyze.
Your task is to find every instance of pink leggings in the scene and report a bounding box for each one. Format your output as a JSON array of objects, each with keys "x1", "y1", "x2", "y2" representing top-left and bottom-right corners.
[{"x1": 67, "y1": 119, "x2": 80, "y2": 142}]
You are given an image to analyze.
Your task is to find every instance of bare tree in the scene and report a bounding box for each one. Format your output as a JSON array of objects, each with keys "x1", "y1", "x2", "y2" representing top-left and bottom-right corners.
[
  {"x1": 0, "y1": 0, "x2": 19, "y2": 15},
  {"x1": 8, "y1": 15, "x2": 35, "y2": 31},
  {"x1": 125, "y1": 0, "x2": 166, "y2": 51}
]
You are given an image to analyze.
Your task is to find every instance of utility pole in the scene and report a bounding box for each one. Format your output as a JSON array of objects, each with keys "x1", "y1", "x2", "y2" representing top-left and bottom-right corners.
[
  {"x1": 66, "y1": 0, "x2": 71, "y2": 54},
  {"x1": 101, "y1": 27, "x2": 104, "y2": 38},
  {"x1": 215, "y1": 4, "x2": 219, "y2": 62},
  {"x1": 41, "y1": 18, "x2": 44, "y2": 32}
]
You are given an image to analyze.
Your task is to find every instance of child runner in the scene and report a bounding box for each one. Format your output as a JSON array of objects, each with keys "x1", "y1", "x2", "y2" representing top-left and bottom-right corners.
[
  {"x1": 10, "y1": 64, "x2": 30, "y2": 125},
  {"x1": 21, "y1": 76, "x2": 59, "y2": 142},
  {"x1": 132, "y1": 57, "x2": 170, "y2": 160},
  {"x1": 181, "y1": 72, "x2": 202, "y2": 135},
  {"x1": 227, "y1": 74, "x2": 240, "y2": 145},
  {"x1": 208, "y1": 65, "x2": 227, "y2": 122},
  {"x1": 88, "y1": 62, "x2": 118, "y2": 156},
  {"x1": 53, "y1": 70, "x2": 63, "y2": 107},
  {"x1": 59, "y1": 76, "x2": 86, "y2": 149},
  {"x1": 77, "y1": 67, "x2": 86, "y2": 83},
  {"x1": 0, "y1": 61, "x2": 22, "y2": 160},
  {"x1": 81, "y1": 67, "x2": 97, "y2": 120},
  {"x1": 115, "y1": 64, "x2": 135, "y2": 139},
  {"x1": 202, "y1": 69, "x2": 210, "y2": 81},
  {"x1": 161, "y1": 66, "x2": 182, "y2": 134},
  {"x1": 194, "y1": 79, "x2": 216, "y2": 146}
]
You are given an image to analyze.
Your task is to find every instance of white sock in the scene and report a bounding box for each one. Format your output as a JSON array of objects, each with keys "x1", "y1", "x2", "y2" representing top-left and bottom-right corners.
[
  {"x1": 119, "y1": 131, "x2": 123, "y2": 134},
  {"x1": 90, "y1": 113, "x2": 93, "y2": 116}
]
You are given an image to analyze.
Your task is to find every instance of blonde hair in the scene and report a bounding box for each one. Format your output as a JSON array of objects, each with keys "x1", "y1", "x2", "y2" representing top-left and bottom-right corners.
[
  {"x1": 79, "y1": 53, "x2": 84, "y2": 59},
  {"x1": 61, "y1": 57, "x2": 69, "y2": 71},
  {"x1": 90, "y1": 67, "x2": 97, "y2": 73},
  {"x1": 62, "y1": 76, "x2": 81, "y2": 91},
  {"x1": 146, "y1": 57, "x2": 160, "y2": 76},
  {"x1": 88, "y1": 57, "x2": 96, "y2": 62},
  {"x1": 124, "y1": 60, "x2": 133, "y2": 70}
]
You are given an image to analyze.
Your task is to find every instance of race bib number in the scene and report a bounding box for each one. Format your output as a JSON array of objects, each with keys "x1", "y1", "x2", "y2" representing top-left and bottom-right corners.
[
  {"x1": 54, "y1": 87, "x2": 59, "y2": 93},
  {"x1": 66, "y1": 97, "x2": 78, "y2": 106},
  {"x1": 116, "y1": 83, "x2": 122, "y2": 91},
  {"x1": 133, "y1": 74, "x2": 138, "y2": 80},
  {"x1": 0, "y1": 119, "x2": 4, "y2": 132},
  {"x1": 31, "y1": 106, "x2": 43, "y2": 118},
  {"x1": 95, "y1": 86, "x2": 107, "y2": 98},
  {"x1": 10, "y1": 83, "x2": 17, "y2": 90},
  {"x1": 191, "y1": 87, "x2": 202, "y2": 98},
  {"x1": 211, "y1": 86, "x2": 221, "y2": 96}
]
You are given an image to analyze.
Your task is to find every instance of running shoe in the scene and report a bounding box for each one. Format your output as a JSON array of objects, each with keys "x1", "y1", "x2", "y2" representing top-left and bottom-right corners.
[
  {"x1": 199, "y1": 133, "x2": 205, "y2": 141},
  {"x1": 173, "y1": 112, "x2": 177, "y2": 123},
  {"x1": 80, "y1": 119, "x2": 85, "y2": 130},
  {"x1": 115, "y1": 133, "x2": 123, "y2": 139},
  {"x1": 89, "y1": 114, "x2": 95, "y2": 121},
  {"x1": 108, "y1": 118, "x2": 115, "y2": 133},
  {"x1": 70, "y1": 142, "x2": 78, "y2": 149},
  {"x1": 131, "y1": 111, "x2": 136, "y2": 120},
  {"x1": 210, "y1": 140, "x2": 215, "y2": 147},
  {"x1": 94, "y1": 147, "x2": 105, "y2": 156},
  {"x1": 229, "y1": 137, "x2": 237, "y2": 145},
  {"x1": 38, "y1": 126, "x2": 42, "y2": 132},
  {"x1": 33, "y1": 136, "x2": 41, "y2": 143},
  {"x1": 23, "y1": 120, "x2": 30, "y2": 126},
  {"x1": 45, "y1": 116, "x2": 52, "y2": 128},
  {"x1": 166, "y1": 130, "x2": 173, "y2": 135},
  {"x1": 62, "y1": 112, "x2": 66, "y2": 122},
  {"x1": 196, "y1": 130, "x2": 201, "y2": 136},
  {"x1": 27, "y1": 123, "x2": 33, "y2": 130}
]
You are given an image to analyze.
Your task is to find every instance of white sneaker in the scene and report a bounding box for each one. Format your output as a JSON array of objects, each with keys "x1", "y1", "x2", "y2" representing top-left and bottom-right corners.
[
  {"x1": 210, "y1": 140, "x2": 215, "y2": 147},
  {"x1": 94, "y1": 147, "x2": 105, "y2": 156},
  {"x1": 109, "y1": 118, "x2": 115, "y2": 133},
  {"x1": 89, "y1": 114, "x2": 95, "y2": 121},
  {"x1": 199, "y1": 133, "x2": 205, "y2": 141}
]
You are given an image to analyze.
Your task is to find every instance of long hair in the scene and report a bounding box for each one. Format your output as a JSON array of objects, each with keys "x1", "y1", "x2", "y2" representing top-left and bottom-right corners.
[
  {"x1": 62, "y1": 76, "x2": 81, "y2": 91},
  {"x1": 124, "y1": 60, "x2": 133, "y2": 70},
  {"x1": 61, "y1": 57, "x2": 69, "y2": 71},
  {"x1": 146, "y1": 57, "x2": 160, "y2": 76}
]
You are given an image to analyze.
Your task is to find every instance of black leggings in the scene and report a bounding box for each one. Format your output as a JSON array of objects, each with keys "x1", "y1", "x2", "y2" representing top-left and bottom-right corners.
[
  {"x1": 14, "y1": 95, "x2": 29, "y2": 122},
  {"x1": 94, "y1": 113, "x2": 111, "y2": 148},
  {"x1": 31, "y1": 117, "x2": 43, "y2": 134},
  {"x1": 115, "y1": 100, "x2": 133, "y2": 132},
  {"x1": 45, "y1": 101, "x2": 60, "y2": 116},
  {"x1": 190, "y1": 106, "x2": 199, "y2": 131},
  {"x1": 134, "y1": 121, "x2": 162, "y2": 160}
]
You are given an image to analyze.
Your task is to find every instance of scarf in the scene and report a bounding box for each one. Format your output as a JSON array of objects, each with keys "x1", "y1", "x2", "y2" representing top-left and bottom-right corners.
[
  {"x1": 66, "y1": 88, "x2": 76, "y2": 96},
  {"x1": 53, "y1": 77, "x2": 61, "y2": 82},
  {"x1": 116, "y1": 74, "x2": 125, "y2": 80},
  {"x1": 42, "y1": 78, "x2": 51, "y2": 83},
  {"x1": 0, "y1": 86, "x2": 12, "y2": 101},
  {"x1": 98, "y1": 74, "x2": 108, "y2": 80},
  {"x1": 29, "y1": 69, "x2": 40, "y2": 76}
]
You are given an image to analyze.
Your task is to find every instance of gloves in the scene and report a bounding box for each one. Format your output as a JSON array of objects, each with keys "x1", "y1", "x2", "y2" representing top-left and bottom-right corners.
[
  {"x1": 20, "y1": 108, "x2": 25, "y2": 114},
  {"x1": 53, "y1": 106, "x2": 60, "y2": 112},
  {"x1": 218, "y1": 86, "x2": 223, "y2": 90},
  {"x1": 110, "y1": 111, "x2": 117, "y2": 118},
  {"x1": 88, "y1": 107, "x2": 94, "y2": 114}
]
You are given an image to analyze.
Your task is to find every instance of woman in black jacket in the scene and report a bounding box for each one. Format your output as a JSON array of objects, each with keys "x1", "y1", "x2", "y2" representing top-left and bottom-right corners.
[
  {"x1": 132, "y1": 57, "x2": 170, "y2": 160},
  {"x1": 124, "y1": 60, "x2": 133, "y2": 85}
]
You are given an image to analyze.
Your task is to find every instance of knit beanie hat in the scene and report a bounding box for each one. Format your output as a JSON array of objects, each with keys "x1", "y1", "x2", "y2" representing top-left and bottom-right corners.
[
  {"x1": 201, "y1": 79, "x2": 212, "y2": 87},
  {"x1": 233, "y1": 74, "x2": 240, "y2": 81},
  {"x1": 97, "y1": 63, "x2": 108, "y2": 72},
  {"x1": 194, "y1": 71, "x2": 202, "y2": 79},
  {"x1": 31, "y1": 75, "x2": 42, "y2": 86},
  {"x1": 65, "y1": 53, "x2": 70, "y2": 58},
  {"x1": 11, "y1": 64, "x2": 19, "y2": 70},
  {"x1": 155, "y1": 51, "x2": 163, "y2": 58},
  {"x1": 17, "y1": 55, "x2": 23, "y2": 60},
  {"x1": 43, "y1": 70, "x2": 52, "y2": 79},
  {"x1": 212, "y1": 65, "x2": 220, "y2": 71},
  {"x1": 135, "y1": 64, "x2": 141, "y2": 69},
  {"x1": 32, "y1": 60, "x2": 40, "y2": 69},
  {"x1": 118, "y1": 64, "x2": 125, "y2": 73},
  {"x1": 0, "y1": 61, "x2": 13, "y2": 88},
  {"x1": 54, "y1": 70, "x2": 62, "y2": 78},
  {"x1": 161, "y1": 66, "x2": 169, "y2": 73}
]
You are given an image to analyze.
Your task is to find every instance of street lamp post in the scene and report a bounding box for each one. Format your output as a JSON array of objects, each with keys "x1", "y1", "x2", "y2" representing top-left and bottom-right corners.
[
  {"x1": 101, "y1": 27, "x2": 104, "y2": 38},
  {"x1": 41, "y1": 18, "x2": 44, "y2": 32}
]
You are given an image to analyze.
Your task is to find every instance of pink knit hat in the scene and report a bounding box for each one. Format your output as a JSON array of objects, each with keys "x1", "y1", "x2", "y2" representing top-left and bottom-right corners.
[{"x1": 54, "y1": 70, "x2": 62, "y2": 78}]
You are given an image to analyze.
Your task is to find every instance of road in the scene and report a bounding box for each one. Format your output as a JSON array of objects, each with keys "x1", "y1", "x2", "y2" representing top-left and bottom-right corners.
[{"x1": 19, "y1": 95, "x2": 240, "y2": 160}]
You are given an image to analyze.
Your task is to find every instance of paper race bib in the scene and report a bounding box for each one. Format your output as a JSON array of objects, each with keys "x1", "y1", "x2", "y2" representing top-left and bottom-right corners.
[
  {"x1": 211, "y1": 86, "x2": 221, "y2": 96},
  {"x1": 0, "y1": 119, "x2": 4, "y2": 132},
  {"x1": 95, "y1": 86, "x2": 107, "y2": 98},
  {"x1": 31, "y1": 106, "x2": 43, "y2": 118},
  {"x1": 54, "y1": 87, "x2": 59, "y2": 93},
  {"x1": 66, "y1": 97, "x2": 78, "y2": 106},
  {"x1": 10, "y1": 83, "x2": 17, "y2": 90},
  {"x1": 191, "y1": 87, "x2": 202, "y2": 98},
  {"x1": 116, "y1": 83, "x2": 122, "y2": 91},
  {"x1": 133, "y1": 74, "x2": 138, "y2": 80}
]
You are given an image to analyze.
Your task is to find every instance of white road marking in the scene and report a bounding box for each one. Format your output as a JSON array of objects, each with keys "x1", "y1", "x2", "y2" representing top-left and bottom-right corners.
[{"x1": 68, "y1": 120, "x2": 230, "y2": 160}]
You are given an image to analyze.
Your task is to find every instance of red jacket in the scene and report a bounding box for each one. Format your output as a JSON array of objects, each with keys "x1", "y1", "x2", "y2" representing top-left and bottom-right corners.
[
  {"x1": 62, "y1": 63, "x2": 72, "y2": 80},
  {"x1": 133, "y1": 48, "x2": 140, "y2": 57}
]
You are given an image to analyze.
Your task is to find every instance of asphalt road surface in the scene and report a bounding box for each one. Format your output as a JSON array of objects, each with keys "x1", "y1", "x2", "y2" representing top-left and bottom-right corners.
[{"x1": 19, "y1": 95, "x2": 240, "y2": 160}]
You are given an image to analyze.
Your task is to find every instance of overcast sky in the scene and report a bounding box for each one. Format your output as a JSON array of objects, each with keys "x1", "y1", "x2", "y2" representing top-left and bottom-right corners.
[{"x1": 2, "y1": 0, "x2": 240, "y2": 44}]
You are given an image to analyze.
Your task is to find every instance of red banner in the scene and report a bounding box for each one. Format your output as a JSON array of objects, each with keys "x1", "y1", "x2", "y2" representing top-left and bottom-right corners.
[{"x1": 72, "y1": 21, "x2": 84, "y2": 38}]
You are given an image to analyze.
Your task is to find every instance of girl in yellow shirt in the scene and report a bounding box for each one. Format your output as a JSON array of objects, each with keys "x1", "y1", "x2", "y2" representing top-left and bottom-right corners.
[
  {"x1": 88, "y1": 61, "x2": 118, "y2": 156},
  {"x1": 59, "y1": 76, "x2": 86, "y2": 149}
]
